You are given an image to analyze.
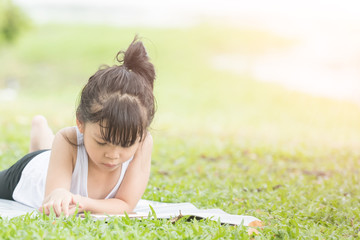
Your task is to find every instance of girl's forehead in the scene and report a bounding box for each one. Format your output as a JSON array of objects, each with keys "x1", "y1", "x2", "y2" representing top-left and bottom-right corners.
[{"x1": 85, "y1": 122, "x2": 102, "y2": 136}]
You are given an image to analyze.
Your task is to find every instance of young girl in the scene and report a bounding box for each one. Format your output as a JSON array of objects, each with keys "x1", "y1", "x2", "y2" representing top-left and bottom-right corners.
[{"x1": 0, "y1": 37, "x2": 155, "y2": 217}]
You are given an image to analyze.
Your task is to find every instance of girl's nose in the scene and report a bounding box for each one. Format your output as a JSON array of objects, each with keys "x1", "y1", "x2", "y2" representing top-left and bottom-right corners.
[{"x1": 105, "y1": 149, "x2": 120, "y2": 159}]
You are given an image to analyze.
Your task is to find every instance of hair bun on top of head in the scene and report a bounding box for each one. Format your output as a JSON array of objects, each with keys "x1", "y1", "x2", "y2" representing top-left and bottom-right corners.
[{"x1": 116, "y1": 36, "x2": 155, "y2": 89}]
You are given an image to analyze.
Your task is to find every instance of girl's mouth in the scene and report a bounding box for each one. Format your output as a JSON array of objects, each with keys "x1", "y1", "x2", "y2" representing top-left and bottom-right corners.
[{"x1": 103, "y1": 163, "x2": 119, "y2": 168}]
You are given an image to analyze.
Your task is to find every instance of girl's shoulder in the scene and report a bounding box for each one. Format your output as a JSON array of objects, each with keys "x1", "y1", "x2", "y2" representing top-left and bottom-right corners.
[
  {"x1": 58, "y1": 126, "x2": 78, "y2": 144},
  {"x1": 55, "y1": 126, "x2": 78, "y2": 168}
]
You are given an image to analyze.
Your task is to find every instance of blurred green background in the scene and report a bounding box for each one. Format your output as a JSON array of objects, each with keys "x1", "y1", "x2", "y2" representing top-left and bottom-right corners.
[{"x1": 1, "y1": 22, "x2": 359, "y2": 161}]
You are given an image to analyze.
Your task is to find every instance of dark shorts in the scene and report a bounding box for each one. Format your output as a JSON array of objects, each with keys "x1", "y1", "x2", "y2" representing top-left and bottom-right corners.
[{"x1": 0, "y1": 149, "x2": 49, "y2": 200}]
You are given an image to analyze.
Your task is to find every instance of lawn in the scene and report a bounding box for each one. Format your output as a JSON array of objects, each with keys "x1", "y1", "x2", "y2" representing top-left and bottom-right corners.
[{"x1": 1, "y1": 23, "x2": 360, "y2": 239}]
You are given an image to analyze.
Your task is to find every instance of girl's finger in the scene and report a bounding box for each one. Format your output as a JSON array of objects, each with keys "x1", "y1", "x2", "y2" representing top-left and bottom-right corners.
[
  {"x1": 68, "y1": 206, "x2": 76, "y2": 216},
  {"x1": 53, "y1": 200, "x2": 62, "y2": 217},
  {"x1": 39, "y1": 205, "x2": 48, "y2": 214},
  {"x1": 62, "y1": 198, "x2": 71, "y2": 217},
  {"x1": 68, "y1": 205, "x2": 81, "y2": 215},
  {"x1": 44, "y1": 201, "x2": 54, "y2": 215},
  {"x1": 69, "y1": 195, "x2": 84, "y2": 210},
  {"x1": 68, "y1": 203, "x2": 84, "y2": 215},
  {"x1": 41, "y1": 204, "x2": 50, "y2": 215}
]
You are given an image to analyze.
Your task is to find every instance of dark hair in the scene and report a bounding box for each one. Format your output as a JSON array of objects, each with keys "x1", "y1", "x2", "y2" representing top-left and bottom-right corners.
[{"x1": 76, "y1": 36, "x2": 156, "y2": 147}]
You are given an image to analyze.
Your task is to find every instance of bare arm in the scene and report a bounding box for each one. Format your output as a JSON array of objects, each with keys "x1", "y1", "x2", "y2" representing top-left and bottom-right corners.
[
  {"x1": 41, "y1": 127, "x2": 77, "y2": 216},
  {"x1": 79, "y1": 133, "x2": 153, "y2": 214}
]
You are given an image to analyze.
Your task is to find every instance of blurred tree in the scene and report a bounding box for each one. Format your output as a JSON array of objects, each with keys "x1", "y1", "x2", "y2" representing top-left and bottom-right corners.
[{"x1": 0, "y1": 0, "x2": 29, "y2": 44}]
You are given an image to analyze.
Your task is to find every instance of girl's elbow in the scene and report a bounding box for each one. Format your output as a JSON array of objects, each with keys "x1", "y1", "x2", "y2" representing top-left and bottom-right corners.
[{"x1": 114, "y1": 198, "x2": 135, "y2": 214}]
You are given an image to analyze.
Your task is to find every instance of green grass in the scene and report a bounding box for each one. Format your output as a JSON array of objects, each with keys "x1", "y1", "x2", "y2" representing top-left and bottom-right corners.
[{"x1": 1, "y1": 23, "x2": 360, "y2": 239}]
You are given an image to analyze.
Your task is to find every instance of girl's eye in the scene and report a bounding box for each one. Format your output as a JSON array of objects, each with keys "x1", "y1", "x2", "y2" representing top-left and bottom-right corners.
[{"x1": 96, "y1": 141, "x2": 107, "y2": 146}]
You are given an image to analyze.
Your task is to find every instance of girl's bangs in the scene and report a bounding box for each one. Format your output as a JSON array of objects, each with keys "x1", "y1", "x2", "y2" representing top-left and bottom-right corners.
[{"x1": 98, "y1": 96, "x2": 146, "y2": 147}]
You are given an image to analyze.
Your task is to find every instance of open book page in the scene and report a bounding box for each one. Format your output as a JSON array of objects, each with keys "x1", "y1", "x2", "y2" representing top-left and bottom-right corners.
[
  {"x1": 0, "y1": 199, "x2": 36, "y2": 218},
  {"x1": 85, "y1": 200, "x2": 260, "y2": 226},
  {"x1": 0, "y1": 199, "x2": 261, "y2": 226}
]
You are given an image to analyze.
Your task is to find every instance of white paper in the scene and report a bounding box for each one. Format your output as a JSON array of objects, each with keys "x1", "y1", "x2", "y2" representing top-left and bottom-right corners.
[
  {"x1": 87, "y1": 200, "x2": 261, "y2": 226},
  {"x1": 0, "y1": 199, "x2": 261, "y2": 226},
  {"x1": 0, "y1": 199, "x2": 36, "y2": 219}
]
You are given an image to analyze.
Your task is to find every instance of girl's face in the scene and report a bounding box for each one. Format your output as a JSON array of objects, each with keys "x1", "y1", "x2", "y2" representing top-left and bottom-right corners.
[{"x1": 77, "y1": 121, "x2": 140, "y2": 171}]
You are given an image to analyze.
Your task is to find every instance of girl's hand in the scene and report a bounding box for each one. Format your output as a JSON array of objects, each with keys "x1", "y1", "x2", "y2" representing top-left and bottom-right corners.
[{"x1": 39, "y1": 188, "x2": 84, "y2": 217}]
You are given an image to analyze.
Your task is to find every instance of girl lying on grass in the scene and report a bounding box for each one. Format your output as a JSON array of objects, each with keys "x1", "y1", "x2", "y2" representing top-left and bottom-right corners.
[{"x1": 0, "y1": 37, "x2": 155, "y2": 217}]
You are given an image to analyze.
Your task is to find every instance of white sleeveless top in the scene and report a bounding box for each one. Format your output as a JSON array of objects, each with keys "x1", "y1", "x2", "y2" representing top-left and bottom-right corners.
[{"x1": 13, "y1": 126, "x2": 133, "y2": 208}]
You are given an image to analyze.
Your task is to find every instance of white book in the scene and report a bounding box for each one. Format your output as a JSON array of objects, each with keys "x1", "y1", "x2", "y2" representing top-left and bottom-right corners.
[{"x1": 0, "y1": 199, "x2": 261, "y2": 226}]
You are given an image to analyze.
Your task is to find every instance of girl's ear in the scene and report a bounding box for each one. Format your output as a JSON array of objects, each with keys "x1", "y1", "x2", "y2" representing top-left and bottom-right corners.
[{"x1": 76, "y1": 119, "x2": 85, "y2": 133}]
